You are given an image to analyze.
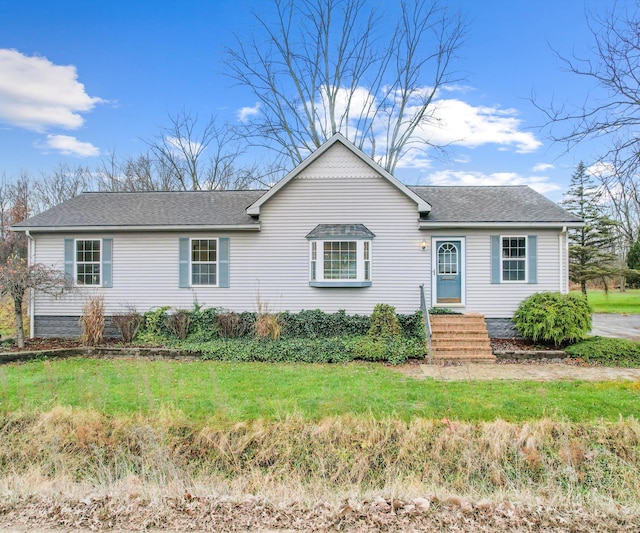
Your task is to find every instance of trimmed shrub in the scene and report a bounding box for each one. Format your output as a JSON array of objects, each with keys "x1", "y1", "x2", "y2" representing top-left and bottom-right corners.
[
  {"x1": 111, "y1": 306, "x2": 143, "y2": 343},
  {"x1": 165, "y1": 309, "x2": 192, "y2": 340},
  {"x1": 135, "y1": 306, "x2": 171, "y2": 344},
  {"x1": 513, "y1": 292, "x2": 591, "y2": 347},
  {"x1": 369, "y1": 303, "x2": 400, "y2": 338},
  {"x1": 566, "y1": 336, "x2": 640, "y2": 367},
  {"x1": 216, "y1": 311, "x2": 248, "y2": 338}
]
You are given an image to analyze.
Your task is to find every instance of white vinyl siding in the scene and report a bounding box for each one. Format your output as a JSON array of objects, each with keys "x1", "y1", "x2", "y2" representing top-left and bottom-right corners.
[
  {"x1": 31, "y1": 144, "x2": 427, "y2": 317},
  {"x1": 28, "y1": 142, "x2": 569, "y2": 326},
  {"x1": 425, "y1": 229, "x2": 564, "y2": 318}
]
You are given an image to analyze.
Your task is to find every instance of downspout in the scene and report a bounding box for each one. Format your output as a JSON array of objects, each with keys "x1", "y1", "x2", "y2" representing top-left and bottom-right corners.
[
  {"x1": 560, "y1": 226, "x2": 567, "y2": 293},
  {"x1": 26, "y1": 231, "x2": 35, "y2": 338}
]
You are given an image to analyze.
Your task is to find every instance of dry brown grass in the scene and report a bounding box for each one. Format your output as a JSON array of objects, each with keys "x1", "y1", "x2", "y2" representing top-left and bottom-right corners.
[
  {"x1": 254, "y1": 293, "x2": 282, "y2": 340},
  {"x1": 1, "y1": 410, "x2": 640, "y2": 508},
  {"x1": 80, "y1": 296, "x2": 105, "y2": 346}
]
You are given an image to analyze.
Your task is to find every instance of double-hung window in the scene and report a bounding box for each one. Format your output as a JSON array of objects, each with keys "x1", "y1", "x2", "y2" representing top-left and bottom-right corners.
[
  {"x1": 501, "y1": 236, "x2": 527, "y2": 282},
  {"x1": 76, "y1": 239, "x2": 101, "y2": 285},
  {"x1": 191, "y1": 238, "x2": 217, "y2": 286},
  {"x1": 307, "y1": 224, "x2": 374, "y2": 287}
]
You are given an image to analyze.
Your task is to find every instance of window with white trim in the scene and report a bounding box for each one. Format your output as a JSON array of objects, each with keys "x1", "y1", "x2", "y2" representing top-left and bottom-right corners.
[
  {"x1": 76, "y1": 239, "x2": 101, "y2": 285},
  {"x1": 501, "y1": 236, "x2": 527, "y2": 282},
  {"x1": 310, "y1": 240, "x2": 371, "y2": 285},
  {"x1": 191, "y1": 238, "x2": 217, "y2": 286}
]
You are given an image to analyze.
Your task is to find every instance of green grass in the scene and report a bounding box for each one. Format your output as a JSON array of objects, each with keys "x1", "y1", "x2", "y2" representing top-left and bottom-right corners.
[
  {"x1": 0, "y1": 358, "x2": 638, "y2": 423},
  {"x1": 575, "y1": 289, "x2": 640, "y2": 313}
]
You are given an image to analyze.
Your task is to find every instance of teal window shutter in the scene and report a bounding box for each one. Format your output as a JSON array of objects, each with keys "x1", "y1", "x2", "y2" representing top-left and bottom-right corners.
[
  {"x1": 179, "y1": 238, "x2": 190, "y2": 288},
  {"x1": 490, "y1": 235, "x2": 501, "y2": 284},
  {"x1": 219, "y1": 237, "x2": 230, "y2": 288},
  {"x1": 527, "y1": 235, "x2": 537, "y2": 284},
  {"x1": 102, "y1": 238, "x2": 113, "y2": 288},
  {"x1": 64, "y1": 238, "x2": 74, "y2": 285}
]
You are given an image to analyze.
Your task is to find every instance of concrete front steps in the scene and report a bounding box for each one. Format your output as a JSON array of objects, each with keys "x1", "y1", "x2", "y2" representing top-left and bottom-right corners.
[{"x1": 429, "y1": 313, "x2": 496, "y2": 363}]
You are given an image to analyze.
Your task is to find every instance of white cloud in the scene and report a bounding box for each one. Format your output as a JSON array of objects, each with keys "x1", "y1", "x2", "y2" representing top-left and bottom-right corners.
[
  {"x1": 237, "y1": 103, "x2": 261, "y2": 123},
  {"x1": 0, "y1": 49, "x2": 103, "y2": 132},
  {"x1": 38, "y1": 134, "x2": 100, "y2": 157},
  {"x1": 425, "y1": 169, "x2": 561, "y2": 195},
  {"x1": 416, "y1": 99, "x2": 542, "y2": 153},
  {"x1": 533, "y1": 163, "x2": 554, "y2": 172}
]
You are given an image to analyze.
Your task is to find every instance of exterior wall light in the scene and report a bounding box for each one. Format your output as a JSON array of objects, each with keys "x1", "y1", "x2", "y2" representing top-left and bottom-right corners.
[{"x1": 421, "y1": 239, "x2": 428, "y2": 251}]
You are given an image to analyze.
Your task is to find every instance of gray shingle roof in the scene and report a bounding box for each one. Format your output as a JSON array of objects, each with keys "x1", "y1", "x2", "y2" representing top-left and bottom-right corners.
[
  {"x1": 13, "y1": 190, "x2": 266, "y2": 229},
  {"x1": 409, "y1": 186, "x2": 581, "y2": 223},
  {"x1": 13, "y1": 185, "x2": 579, "y2": 231},
  {"x1": 306, "y1": 224, "x2": 376, "y2": 239}
]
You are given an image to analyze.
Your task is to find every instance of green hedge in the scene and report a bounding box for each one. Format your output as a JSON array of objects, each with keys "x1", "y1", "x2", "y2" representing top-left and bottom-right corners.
[
  {"x1": 183, "y1": 335, "x2": 425, "y2": 365},
  {"x1": 566, "y1": 336, "x2": 640, "y2": 367},
  {"x1": 135, "y1": 307, "x2": 425, "y2": 343}
]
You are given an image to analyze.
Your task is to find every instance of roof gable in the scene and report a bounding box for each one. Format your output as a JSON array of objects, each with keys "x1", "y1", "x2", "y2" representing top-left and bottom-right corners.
[{"x1": 246, "y1": 134, "x2": 431, "y2": 216}]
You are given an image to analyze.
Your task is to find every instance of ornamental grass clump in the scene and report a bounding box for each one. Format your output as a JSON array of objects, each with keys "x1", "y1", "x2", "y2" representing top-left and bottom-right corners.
[
  {"x1": 80, "y1": 295, "x2": 105, "y2": 346},
  {"x1": 513, "y1": 292, "x2": 591, "y2": 347}
]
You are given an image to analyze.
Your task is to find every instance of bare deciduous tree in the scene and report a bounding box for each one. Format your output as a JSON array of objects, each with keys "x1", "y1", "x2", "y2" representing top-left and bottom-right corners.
[
  {"x1": 0, "y1": 254, "x2": 68, "y2": 347},
  {"x1": 538, "y1": 3, "x2": 640, "y2": 177},
  {"x1": 0, "y1": 172, "x2": 30, "y2": 262},
  {"x1": 144, "y1": 110, "x2": 258, "y2": 191},
  {"x1": 32, "y1": 164, "x2": 93, "y2": 213},
  {"x1": 97, "y1": 151, "x2": 175, "y2": 192},
  {"x1": 226, "y1": 0, "x2": 465, "y2": 173}
]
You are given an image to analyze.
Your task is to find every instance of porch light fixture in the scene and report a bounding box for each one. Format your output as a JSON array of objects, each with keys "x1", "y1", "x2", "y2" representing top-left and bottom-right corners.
[{"x1": 421, "y1": 239, "x2": 428, "y2": 251}]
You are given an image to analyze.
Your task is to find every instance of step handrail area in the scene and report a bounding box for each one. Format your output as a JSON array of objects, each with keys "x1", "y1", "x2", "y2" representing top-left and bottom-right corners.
[{"x1": 419, "y1": 284, "x2": 433, "y2": 363}]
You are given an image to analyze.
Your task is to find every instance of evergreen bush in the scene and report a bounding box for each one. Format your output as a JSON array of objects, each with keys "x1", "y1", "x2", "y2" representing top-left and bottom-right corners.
[
  {"x1": 566, "y1": 336, "x2": 640, "y2": 367},
  {"x1": 513, "y1": 292, "x2": 591, "y2": 346},
  {"x1": 368, "y1": 303, "x2": 401, "y2": 337}
]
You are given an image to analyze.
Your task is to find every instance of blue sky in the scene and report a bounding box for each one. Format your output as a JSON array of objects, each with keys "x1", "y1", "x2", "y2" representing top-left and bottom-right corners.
[{"x1": 0, "y1": 0, "x2": 615, "y2": 201}]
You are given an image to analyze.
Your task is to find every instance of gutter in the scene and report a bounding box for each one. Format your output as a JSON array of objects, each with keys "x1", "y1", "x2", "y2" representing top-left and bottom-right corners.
[
  {"x1": 12, "y1": 223, "x2": 262, "y2": 233},
  {"x1": 419, "y1": 221, "x2": 584, "y2": 229},
  {"x1": 26, "y1": 230, "x2": 35, "y2": 339}
]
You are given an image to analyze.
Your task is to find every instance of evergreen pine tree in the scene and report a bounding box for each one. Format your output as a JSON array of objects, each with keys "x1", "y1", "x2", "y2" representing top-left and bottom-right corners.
[{"x1": 562, "y1": 162, "x2": 619, "y2": 295}]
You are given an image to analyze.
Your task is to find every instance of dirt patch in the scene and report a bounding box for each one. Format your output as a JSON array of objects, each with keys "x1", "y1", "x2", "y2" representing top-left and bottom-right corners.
[
  {"x1": 0, "y1": 494, "x2": 638, "y2": 532},
  {"x1": 491, "y1": 338, "x2": 560, "y2": 352}
]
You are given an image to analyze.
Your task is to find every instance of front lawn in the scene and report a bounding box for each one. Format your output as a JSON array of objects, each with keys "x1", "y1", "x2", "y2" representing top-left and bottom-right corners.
[
  {"x1": 576, "y1": 289, "x2": 640, "y2": 313},
  {"x1": 1, "y1": 358, "x2": 638, "y2": 423}
]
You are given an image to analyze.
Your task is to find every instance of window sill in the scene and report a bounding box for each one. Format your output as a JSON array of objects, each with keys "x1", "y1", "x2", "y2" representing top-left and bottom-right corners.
[{"x1": 309, "y1": 281, "x2": 372, "y2": 288}]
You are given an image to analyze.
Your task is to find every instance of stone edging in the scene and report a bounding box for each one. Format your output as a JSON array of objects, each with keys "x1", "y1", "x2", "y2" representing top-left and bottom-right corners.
[
  {"x1": 0, "y1": 346, "x2": 200, "y2": 364},
  {"x1": 494, "y1": 349, "x2": 567, "y2": 360}
]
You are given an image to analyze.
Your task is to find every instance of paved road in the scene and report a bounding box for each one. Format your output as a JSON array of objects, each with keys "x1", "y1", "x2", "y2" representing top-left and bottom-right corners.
[{"x1": 590, "y1": 313, "x2": 640, "y2": 340}]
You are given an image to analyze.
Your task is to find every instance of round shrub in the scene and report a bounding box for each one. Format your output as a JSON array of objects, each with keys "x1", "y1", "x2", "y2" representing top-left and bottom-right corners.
[{"x1": 513, "y1": 292, "x2": 591, "y2": 346}]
